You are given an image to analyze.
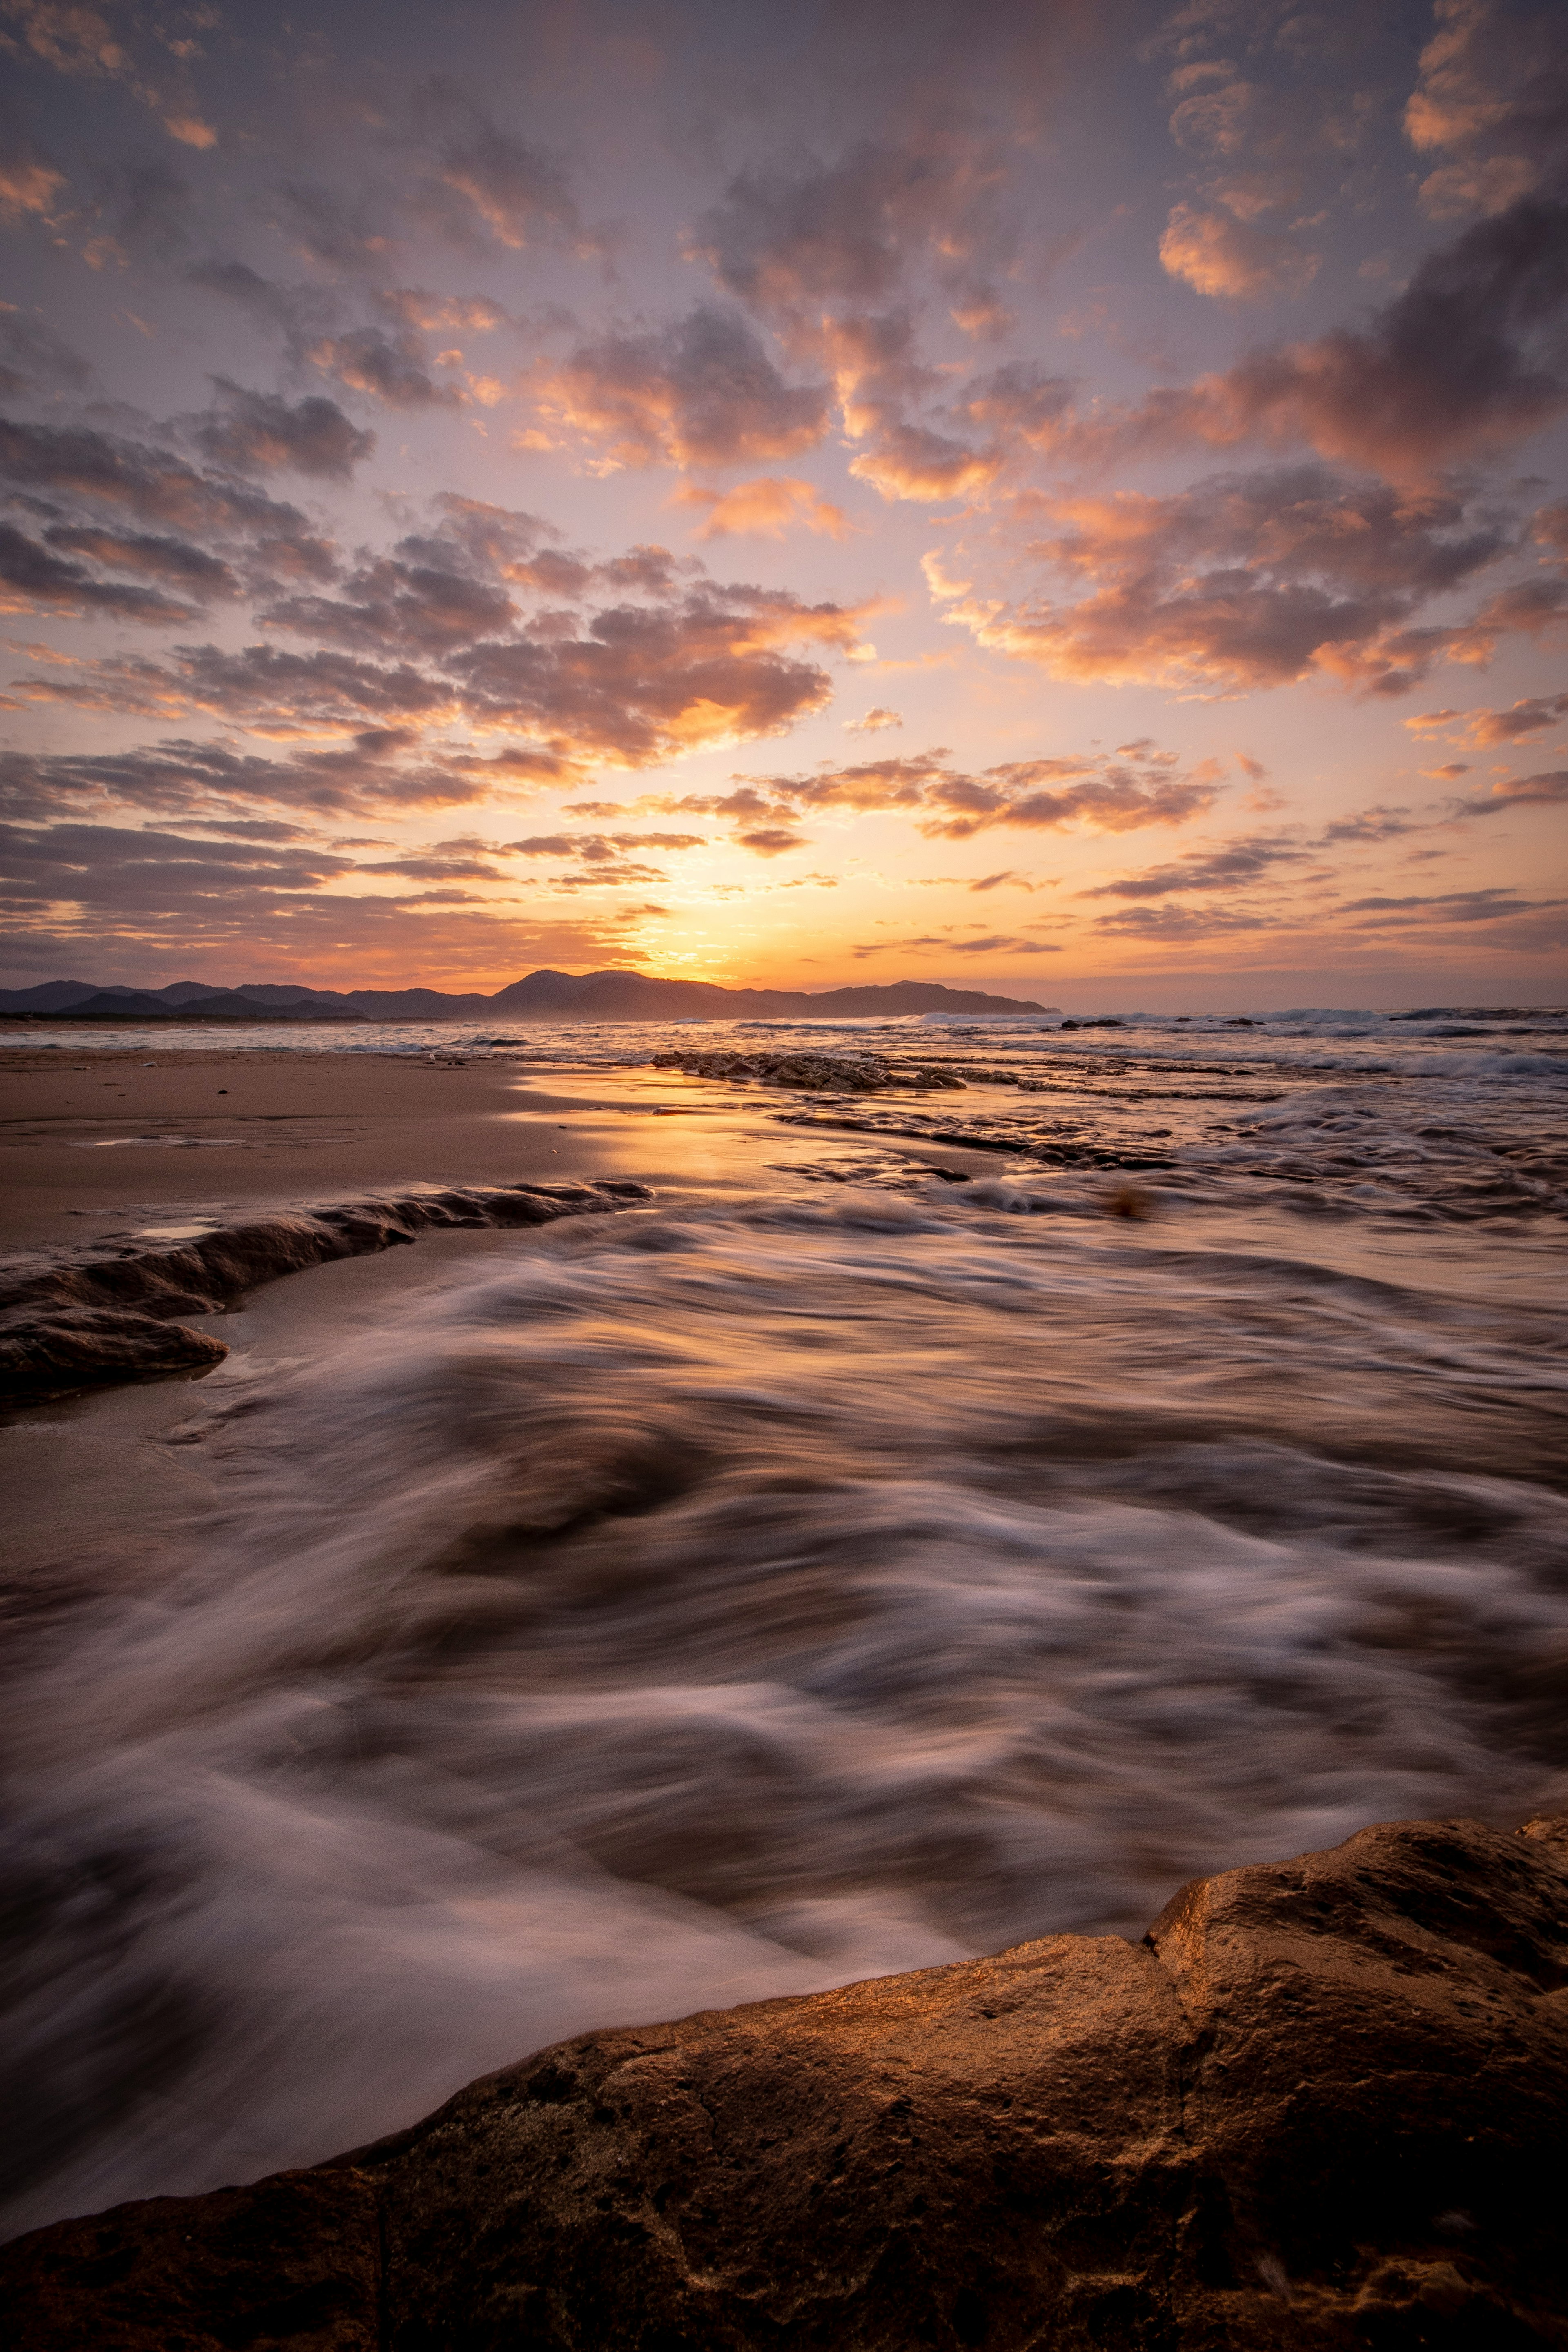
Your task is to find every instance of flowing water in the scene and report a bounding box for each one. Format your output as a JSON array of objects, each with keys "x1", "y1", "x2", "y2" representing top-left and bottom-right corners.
[{"x1": 2, "y1": 1003, "x2": 1566, "y2": 2237}]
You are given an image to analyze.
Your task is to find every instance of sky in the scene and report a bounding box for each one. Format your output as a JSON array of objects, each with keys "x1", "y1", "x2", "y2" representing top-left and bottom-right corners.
[{"x1": 1, "y1": 0, "x2": 1565, "y2": 1007}]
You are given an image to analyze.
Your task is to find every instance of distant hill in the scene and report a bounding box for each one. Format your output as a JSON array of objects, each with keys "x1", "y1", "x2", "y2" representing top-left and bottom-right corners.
[{"x1": 0, "y1": 970, "x2": 1049, "y2": 1022}]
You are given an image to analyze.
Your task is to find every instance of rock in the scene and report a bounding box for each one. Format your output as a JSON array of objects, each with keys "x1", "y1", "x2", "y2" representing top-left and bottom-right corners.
[
  {"x1": 650, "y1": 1049, "x2": 966, "y2": 1094},
  {"x1": 4, "y1": 1815, "x2": 1566, "y2": 2348},
  {"x1": 0, "y1": 2168, "x2": 382, "y2": 2352},
  {"x1": 0, "y1": 1180, "x2": 654, "y2": 1400}
]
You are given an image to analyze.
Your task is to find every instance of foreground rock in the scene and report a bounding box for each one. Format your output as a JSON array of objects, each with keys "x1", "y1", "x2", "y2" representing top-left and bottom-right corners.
[
  {"x1": 0, "y1": 1179, "x2": 651, "y2": 1399},
  {"x1": 4, "y1": 1815, "x2": 1566, "y2": 2349}
]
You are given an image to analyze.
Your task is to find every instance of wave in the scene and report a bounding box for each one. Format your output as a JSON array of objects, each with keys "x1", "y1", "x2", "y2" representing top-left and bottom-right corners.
[{"x1": 3, "y1": 1189, "x2": 1565, "y2": 2236}]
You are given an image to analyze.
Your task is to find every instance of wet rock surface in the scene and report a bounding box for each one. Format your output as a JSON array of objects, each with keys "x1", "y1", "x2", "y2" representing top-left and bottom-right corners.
[
  {"x1": 650, "y1": 1049, "x2": 967, "y2": 1092},
  {"x1": 0, "y1": 1180, "x2": 652, "y2": 1399},
  {"x1": 4, "y1": 1814, "x2": 1566, "y2": 2350}
]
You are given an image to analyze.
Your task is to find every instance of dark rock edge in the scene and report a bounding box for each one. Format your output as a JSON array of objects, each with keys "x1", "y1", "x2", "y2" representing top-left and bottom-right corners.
[
  {"x1": 4, "y1": 1813, "x2": 1566, "y2": 2350},
  {"x1": 0, "y1": 1179, "x2": 653, "y2": 1400}
]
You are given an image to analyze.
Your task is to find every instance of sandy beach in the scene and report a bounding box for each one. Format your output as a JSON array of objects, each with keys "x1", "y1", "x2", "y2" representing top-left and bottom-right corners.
[{"x1": 0, "y1": 1045, "x2": 693, "y2": 1247}]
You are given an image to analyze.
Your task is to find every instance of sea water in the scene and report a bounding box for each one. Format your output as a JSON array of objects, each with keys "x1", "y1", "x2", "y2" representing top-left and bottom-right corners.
[{"x1": 1, "y1": 1003, "x2": 1564, "y2": 2236}]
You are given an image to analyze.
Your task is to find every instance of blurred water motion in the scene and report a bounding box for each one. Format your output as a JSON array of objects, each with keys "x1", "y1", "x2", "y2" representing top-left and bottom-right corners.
[{"x1": 1, "y1": 1008, "x2": 1565, "y2": 2238}]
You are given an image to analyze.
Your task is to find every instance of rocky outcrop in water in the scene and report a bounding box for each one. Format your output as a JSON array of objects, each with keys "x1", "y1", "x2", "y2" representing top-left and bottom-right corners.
[
  {"x1": 651, "y1": 1049, "x2": 967, "y2": 1092},
  {"x1": 4, "y1": 1813, "x2": 1565, "y2": 2349},
  {"x1": 0, "y1": 1180, "x2": 652, "y2": 1399}
]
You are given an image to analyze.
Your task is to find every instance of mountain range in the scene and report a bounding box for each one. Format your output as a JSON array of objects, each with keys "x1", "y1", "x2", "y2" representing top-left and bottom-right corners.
[{"x1": 0, "y1": 971, "x2": 1050, "y2": 1022}]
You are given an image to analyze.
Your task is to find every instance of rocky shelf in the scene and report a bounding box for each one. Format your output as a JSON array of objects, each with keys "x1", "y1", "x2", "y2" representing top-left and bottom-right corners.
[
  {"x1": 650, "y1": 1049, "x2": 968, "y2": 1093},
  {"x1": 0, "y1": 1180, "x2": 652, "y2": 1399},
  {"x1": 3, "y1": 1813, "x2": 1565, "y2": 2348}
]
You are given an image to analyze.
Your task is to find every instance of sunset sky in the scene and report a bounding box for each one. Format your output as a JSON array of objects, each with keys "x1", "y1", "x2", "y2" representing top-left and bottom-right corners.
[{"x1": 1, "y1": 0, "x2": 1565, "y2": 1006}]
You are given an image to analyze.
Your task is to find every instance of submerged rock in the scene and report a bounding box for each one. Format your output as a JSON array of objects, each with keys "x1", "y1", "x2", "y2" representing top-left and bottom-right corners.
[
  {"x1": 0, "y1": 1180, "x2": 653, "y2": 1399},
  {"x1": 651, "y1": 1049, "x2": 967, "y2": 1093},
  {"x1": 4, "y1": 1813, "x2": 1565, "y2": 2348}
]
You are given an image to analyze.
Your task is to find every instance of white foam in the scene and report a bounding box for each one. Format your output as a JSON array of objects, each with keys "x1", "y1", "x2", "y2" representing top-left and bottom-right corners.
[{"x1": 3, "y1": 1195, "x2": 1564, "y2": 2234}]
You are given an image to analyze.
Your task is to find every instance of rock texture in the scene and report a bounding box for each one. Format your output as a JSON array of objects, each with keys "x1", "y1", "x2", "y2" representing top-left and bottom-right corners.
[
  {"x1": 0, "y1": 1180, "x2": 652, "y2": 1399},
  {"x1": 4, "y1": 1814, "x2": 1566, "y2": 2349},
  {"x1": 651, "y1": 1048, "x2": 967, "y2": 1093}
]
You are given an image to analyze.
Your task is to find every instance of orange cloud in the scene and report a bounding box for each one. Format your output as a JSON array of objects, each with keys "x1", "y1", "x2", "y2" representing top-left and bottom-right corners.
[
  {"x1": 1158, "y1": 203, "x2": 1319, "y2": 301},
  {"x1": 1403, "y1": 690, "x2": 1568, "y2": 745},
  {"x1": 675, "y1": 476, "x2": 850, "y2": 541},
  {"x1": 932, "y1": 465, "x2": 1520, "y2": 695},
  {"x1": 0, "y1": 154, "x2": 65, "y2": 220},
  {"x1": 635, "y1": 740, "x2": 1220, "y2": 843}
]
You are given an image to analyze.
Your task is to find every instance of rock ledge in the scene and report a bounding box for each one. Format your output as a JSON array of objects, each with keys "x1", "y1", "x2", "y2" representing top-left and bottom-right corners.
[
  {"x1": 4, "y1": 1813, "x2": 1566, "y2": 2348},
  {"x1": 0, "y1": 1179, "x2": 651, "y2": 1398}
]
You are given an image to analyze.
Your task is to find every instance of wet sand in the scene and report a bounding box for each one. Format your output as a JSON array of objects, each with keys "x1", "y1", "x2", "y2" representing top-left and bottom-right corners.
[
  {"x1": 0, "y1": 1047, "x2": 653, "y2": 1247},
  {"x1": 0, "y1": 1046, "x2": 1007, "y2": 1575},
  {"x1": 0, "y1": 1043, "x2": 1014, "y2": 1248}
]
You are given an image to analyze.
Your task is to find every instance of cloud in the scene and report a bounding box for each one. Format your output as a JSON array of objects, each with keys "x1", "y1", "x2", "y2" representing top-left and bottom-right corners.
[
  {"x1": 692, "y1": 130, "x2": 1017, "y2": 336},
  {"x1": 1338, "y1": 886, "x2": 1566, "y2": 941},
  {"x1": 1317, "y1": 802, "x2": 1432, "y2": 844},
  {"x1": 0, "y1": 415, "x2": 337, "y2": 586},
  {"x1": 502, "y1": 830, "x2": 706, "y2": 858},
  {"x1": 1158, "y1": 202, "x2": 1320, "y2": 301},
  {"x1": 405, "y1": 80, "x2": 586, "y2": 253},
  {"x1": 812, "y1": 309, "x2": 1002, "y2": 504},
  {"x1": 1, "y1": 470, "x2": 871, "y2": 781},
  {"x1": 850, "y1": 416, "x2": 1000, "y2": 503},
  {"x1": 4, "y1": 640, "x2": 459, "y2": 733},
  {"x1": 938, "y1": 464, "x2": 1512, "y2": 694},
  {"x1": 851, "y1": 927, "x2": 1061, "y2": 957},
  {"x1": 1405, "y1": 0, "x2": 1567, "y2": 218},
  {"x1": 1407, "y1": 688, "x2": 1568, "y2": 743},
  {"x1": 2, "y1": 1, "x2": 127, "y2": 79},
  {"x1": 1533, "y1": 499, "x2": 1568, "y2": 557},
  {"x1": 0, "y1": 728, "x2": 501, "y2": 823},
  {"x1": 846, "y1": 706, "x2": 902, "y2": 733},
  {"x1": 662, "y1": 739, "x2": 1223, "y2": 843},
  {"x1": 734, "y1": 824, "x2": 806, "y2": 856},
  {"x1": 1081, "y1": 833, "x2": 1312, "y2": 898},
  {"x1": 263, "y1": 550, "x2": 517, "y2": 656},
  {"x1": 535, "y1": 306, "x2": 829, "y2": 470},
  {"x1": 450, "y1": 579, "x2": 861, "y2": 766},
  {"x1": 958, "y1": 361, "x2": 1074, "y2": 451},
  {"x1": 1091, "y1": 899, "x2": 1292, "y2": 940},
  {"x1": 1104, "y1": 187, "x2": 1568, "y2": 478},
  {"x1": 310, "y1": 327, "x2": 464, "y2": 410},
  {"x1": 675, "y1": 475, "x2": 850, "y2": 541},
  {"x1": 1466, "y1": 766, "x2": 1568, "y2": 807},
  {"x1": 0, "y1": 814, "x2": 643, "y2": 979},
  {"x1": 0, "y1": 138, "x2": 64, "y2": 222},
  {"x1": 0, "y1": 519, "x2": 221, "y2": 623},
  {"x1": 191, "y1": 381, "x2": 376, "y2": 479},
  {"x1": 0, "y1": 820, "x2": 354, "y2": 918}
]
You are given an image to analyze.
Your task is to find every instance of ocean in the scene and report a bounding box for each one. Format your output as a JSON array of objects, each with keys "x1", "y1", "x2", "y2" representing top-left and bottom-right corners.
[{"x1": 2, "y1": 1001, "x2": 1565, "y2": 2237}]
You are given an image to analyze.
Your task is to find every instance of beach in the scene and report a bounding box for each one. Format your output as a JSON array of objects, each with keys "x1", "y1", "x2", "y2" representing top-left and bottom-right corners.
[
  {"x1": 2, "y1": 1007, "x2": 1565, "y2": 2239},
  {"x1": 0, "y1": 1044, "x2": 744, "y2": 1247}
]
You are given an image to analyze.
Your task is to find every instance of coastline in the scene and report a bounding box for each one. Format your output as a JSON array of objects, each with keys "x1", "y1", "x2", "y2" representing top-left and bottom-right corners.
[
  {"x1": 3, "y1": 1017, "x2": 1564, "y2": 2283},
  {"x1": 6, "y1": 1812, "x2": 1566, "y2": 2345}
]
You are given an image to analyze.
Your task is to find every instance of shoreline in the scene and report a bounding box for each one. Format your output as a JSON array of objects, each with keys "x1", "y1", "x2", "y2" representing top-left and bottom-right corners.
[{"x1": 0, "y1": 1042, "x2": 1028, "y2": 1254}]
